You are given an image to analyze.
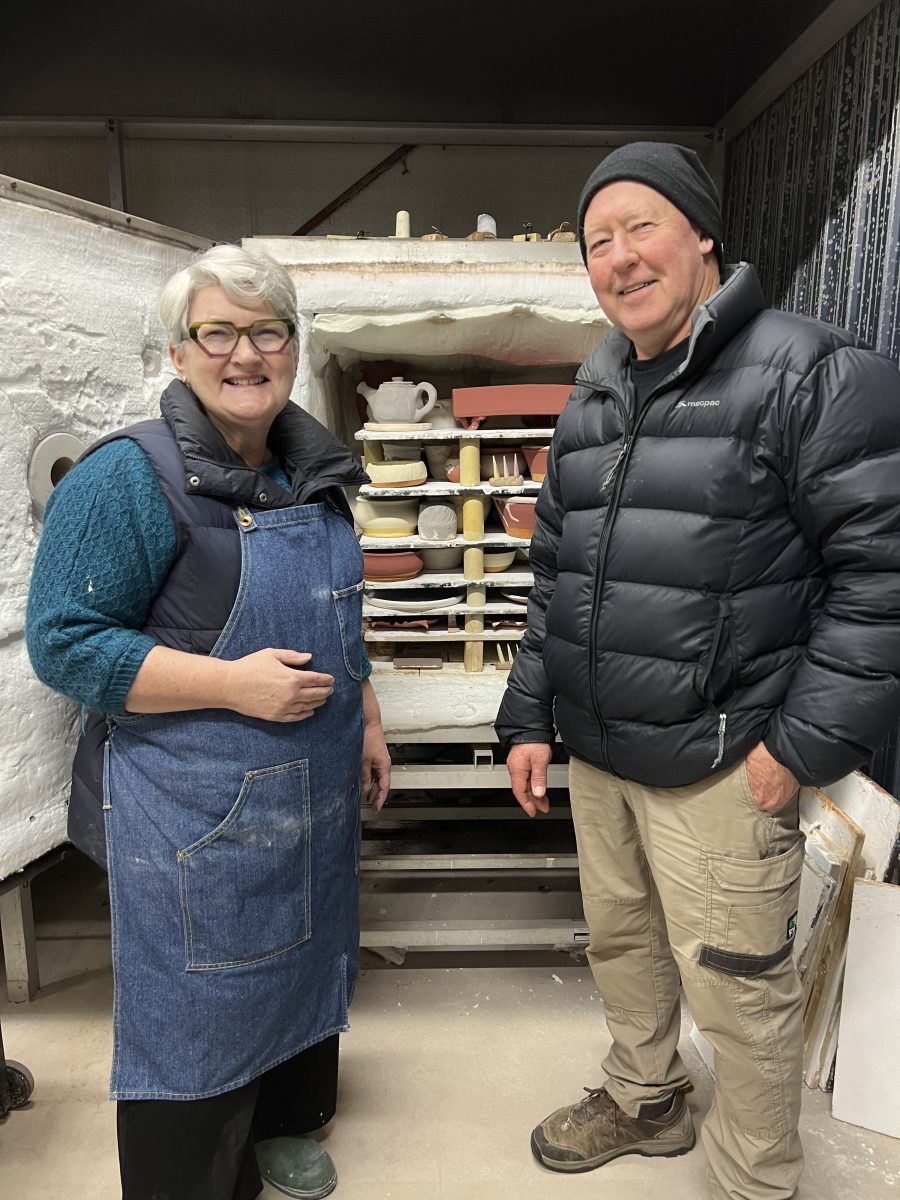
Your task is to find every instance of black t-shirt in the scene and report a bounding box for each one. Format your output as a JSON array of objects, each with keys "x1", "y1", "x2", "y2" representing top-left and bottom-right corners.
[{"x1": 630, "y1": 337, "x2": 690, "y2": 415}]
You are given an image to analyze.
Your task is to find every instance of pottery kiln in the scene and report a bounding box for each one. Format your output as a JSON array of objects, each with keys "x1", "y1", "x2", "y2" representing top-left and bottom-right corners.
[{"x1": 249, "y1": 236, "x2": 610, "y2": 677}]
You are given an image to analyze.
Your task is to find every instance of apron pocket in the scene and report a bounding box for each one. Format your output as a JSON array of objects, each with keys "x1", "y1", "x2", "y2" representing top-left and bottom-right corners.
[
  {"x1": 700, "y1": 839, "x2": 804, "y2": 977},
  {"x1": 177, "y1": 758, "x2": 312, "y2": 970},
  {"x1": 333, "y1": 580, "x2": 365, "y2": 680}
]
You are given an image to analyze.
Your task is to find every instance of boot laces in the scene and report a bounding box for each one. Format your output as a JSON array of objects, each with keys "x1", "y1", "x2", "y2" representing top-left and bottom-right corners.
[{"x1": 565, "y1": 1086, "x2": 616, "y2": 1130}]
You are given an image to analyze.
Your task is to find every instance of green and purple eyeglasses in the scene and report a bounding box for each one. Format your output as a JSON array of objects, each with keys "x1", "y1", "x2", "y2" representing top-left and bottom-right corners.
[{"x1": 187, "y1": 319, "x2": 296, "y2": 357}]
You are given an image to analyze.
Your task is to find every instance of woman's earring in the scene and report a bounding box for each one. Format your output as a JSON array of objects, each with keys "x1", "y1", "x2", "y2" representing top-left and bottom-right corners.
[{"x1": 180, "y1": 375, "x2": 189, "y2": 385}]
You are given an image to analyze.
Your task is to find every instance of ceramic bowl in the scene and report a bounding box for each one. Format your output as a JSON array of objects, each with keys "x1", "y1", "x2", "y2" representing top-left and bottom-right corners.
[
  {"x1": 353, "y1": 497, "x2": 419, "y2": 538},
  {"x1": 417, "y1": 502, "x2": 459, "y2": 541},
  {"x1": 424, "y1": 443, "x2": 456, "y2": 480},
  {"x1": 493, "y1": 496, "x2": 537, "y2": 539},
  {"x1": 363, "y1": 550, "x2": 423, "y2": 582},
  {"x1": 420, "y1": 546, "x2": 464, "y2": 571},
  {"x1": 522, "y1": 444, "x2": 550, "y2": 483},
  {"x1": 382, "y1": 442, "x2": 424, "y2": 462},
  {"x1": 483, "y1": 549, "x2": 517, "y2": 573},
  {"x1": 367, "y1": 460, "x2": 428, "y2": 488}
]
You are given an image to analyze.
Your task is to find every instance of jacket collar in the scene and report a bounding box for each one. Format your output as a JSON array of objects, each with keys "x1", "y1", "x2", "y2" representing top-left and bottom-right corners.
[
  {"x1": 159, "y1": 379, "x2": 369, "y2": 507},
  {"x1": 578, "y1": 262, "x2": 766, "y2": 392}
]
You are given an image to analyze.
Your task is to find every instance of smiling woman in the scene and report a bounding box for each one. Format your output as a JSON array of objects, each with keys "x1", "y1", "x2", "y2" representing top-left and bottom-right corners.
[
  {"x1": 26, "y1": 244, "x2": 392, "y2": 1200},
  {"x1": 169, "y1": 288, "x2": 299, "y2": 466}
]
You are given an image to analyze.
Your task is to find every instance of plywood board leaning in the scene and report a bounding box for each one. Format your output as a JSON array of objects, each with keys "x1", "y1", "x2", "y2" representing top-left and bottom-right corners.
[
  {"x1": 799, "y1": 788, "x2": 864, "y2": 1069},
  {"x1": 831, "y1": 878, "x2": 900, "y2": 1138},
  {"x1": 824, "y1": 771, "x2": 900, "y2": 881}
]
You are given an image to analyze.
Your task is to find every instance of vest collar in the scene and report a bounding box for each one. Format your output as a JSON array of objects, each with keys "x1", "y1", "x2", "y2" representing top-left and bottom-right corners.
[{"x1": 159, "y1": 380, "x2": 368, "y2": 506}]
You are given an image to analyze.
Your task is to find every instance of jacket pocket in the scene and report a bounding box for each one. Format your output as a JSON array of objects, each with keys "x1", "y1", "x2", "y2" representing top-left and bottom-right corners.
[
  {"x1": 333, "y1": 580, "x2": 366, "y2": 681},
  {"x1": 177, "y1": 758, "x2": 311, "y2": 971},
  {"x1": 694, "y1": 596, "x2": 737, "y2": 707},
  {"x1": 700, "y1": 838, "x2": 804, "y2": 977}
]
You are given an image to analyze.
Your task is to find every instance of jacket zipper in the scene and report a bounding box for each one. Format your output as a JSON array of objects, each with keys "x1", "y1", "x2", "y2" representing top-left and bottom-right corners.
[
  {"x1": 583, "y1": 369, "x2": 691, "y2": 771},
  {"x1": 585, "y1": 389, "x2": 630, "y2": 768}
]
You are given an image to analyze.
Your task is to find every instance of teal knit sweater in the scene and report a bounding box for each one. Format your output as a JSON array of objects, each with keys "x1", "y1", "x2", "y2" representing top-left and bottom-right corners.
[{"x1": 26, "y1": 439, "x2": 370, "y2": 714}]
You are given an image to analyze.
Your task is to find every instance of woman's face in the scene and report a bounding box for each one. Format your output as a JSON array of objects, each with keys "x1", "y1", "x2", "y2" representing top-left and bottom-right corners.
[{"x1": 169, "y1": 286, "x2": 297, "y2": 449}]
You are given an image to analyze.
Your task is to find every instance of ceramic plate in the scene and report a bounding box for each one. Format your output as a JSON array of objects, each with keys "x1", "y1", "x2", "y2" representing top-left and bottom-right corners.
[
  {"x1": 367, "y1": 589, "x2": 465, "y2": 613},
  {"x1": 500, "y1": 590, "x2": 531, "y2": 605}
]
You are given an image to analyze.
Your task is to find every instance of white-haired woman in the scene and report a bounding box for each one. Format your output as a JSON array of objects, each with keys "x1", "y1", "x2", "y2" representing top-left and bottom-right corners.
[{"x1": 27, "y1": 244, "x2": 390, "y2": 1200}]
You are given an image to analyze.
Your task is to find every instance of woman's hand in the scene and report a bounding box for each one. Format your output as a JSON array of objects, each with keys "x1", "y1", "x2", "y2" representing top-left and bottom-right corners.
[
  {"x1": 361, "y1": 680, "x2": 391, "y2": 813},
  {"x1": 223, "y1": 649, "x2": 334, "y2": 722},
  {"x1": 124, "y1": 645, "x2": 333, "y2": 721}
]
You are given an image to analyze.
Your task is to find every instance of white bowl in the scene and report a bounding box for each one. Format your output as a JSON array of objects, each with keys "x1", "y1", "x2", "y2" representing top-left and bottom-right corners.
[
  {"x1": 421, "y1": 546, "x2": 464, "y2": 571},
  {"x1": 353, "y1": 496, "x2": 419, "y2": 537},
  {"x1": 483, "y1": 550, "x2": 517, "y2": 573}
]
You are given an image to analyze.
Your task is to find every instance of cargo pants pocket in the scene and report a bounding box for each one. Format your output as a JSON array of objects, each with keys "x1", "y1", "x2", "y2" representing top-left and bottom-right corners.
[
  {"x1": 700, "y1": 838, "x2": 804, "y2": 977},
  {"x1": 178, "y1": 759, "x2": 312, "y2": 970}
]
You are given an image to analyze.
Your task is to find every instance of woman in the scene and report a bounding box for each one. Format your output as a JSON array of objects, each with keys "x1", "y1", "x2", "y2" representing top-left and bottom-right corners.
[{"x1": 26, "y1": 244, "x2": 391, "y2": 1200}]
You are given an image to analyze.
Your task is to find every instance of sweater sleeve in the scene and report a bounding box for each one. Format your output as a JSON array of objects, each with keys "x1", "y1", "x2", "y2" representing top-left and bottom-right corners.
[
  {"x1": 25, "y1": 439, "x2": 177, "y2": 714},
  {"x1": 764, "y1": 345, "x2": 900, "y2": 784}
]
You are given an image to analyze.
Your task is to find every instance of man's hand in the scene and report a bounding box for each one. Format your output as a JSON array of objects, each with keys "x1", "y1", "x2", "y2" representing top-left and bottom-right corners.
[
  {"x1": 361, "y1": 720, "x2": 391, "y2": 813},
  {"x1": 507, "y1": 742, "x2": 553, "y2": 817},
  {"x1": 744, "y1": 741, "x2": 799, "y2": 814},
  {"x1": 223, "y1": 649, "x2": 334, "y2": 723}
]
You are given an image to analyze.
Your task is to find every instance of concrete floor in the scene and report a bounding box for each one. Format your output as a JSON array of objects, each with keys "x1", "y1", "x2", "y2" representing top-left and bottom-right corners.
[{"x1": 1, "y1": 858, "x2": 898, "y2": 1199}]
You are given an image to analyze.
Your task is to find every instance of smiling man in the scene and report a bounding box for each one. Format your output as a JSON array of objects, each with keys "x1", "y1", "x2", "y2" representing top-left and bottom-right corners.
[{"x1": 496, "y1": 142, "x2": 900, "y2": 1200}]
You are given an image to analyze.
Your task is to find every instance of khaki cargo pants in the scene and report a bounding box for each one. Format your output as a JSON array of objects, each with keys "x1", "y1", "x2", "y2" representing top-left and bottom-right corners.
[{"x1": 568, "y1": 754, "x2": 805, "y2": 1200}]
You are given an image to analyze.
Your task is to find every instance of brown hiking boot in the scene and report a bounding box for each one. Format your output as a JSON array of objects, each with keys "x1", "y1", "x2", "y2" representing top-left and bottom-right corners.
[{"x1": 531, "y1": 1087, "x2": 695, "y2": 1173}]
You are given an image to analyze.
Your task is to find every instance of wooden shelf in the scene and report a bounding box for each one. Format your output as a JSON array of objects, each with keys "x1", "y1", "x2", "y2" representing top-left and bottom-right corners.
[
  {"x1": 365, "y1": 601, "x2": 527, "y2": 618},
  {"x1": 365, "y1": 629, "x2": 525, "y2": 643},
  {"x1": 354, "y1": 428, "x2": 554, "y2": 443},
  {"x1": 360, "y1": 532, "x2": 527, "y2": 550},
  {"x1": 358, "y1": 480, "x2": 541, "y2": 498},
  {"x1": 364, "y1": 567, "x2": 533, "y2": 589}
]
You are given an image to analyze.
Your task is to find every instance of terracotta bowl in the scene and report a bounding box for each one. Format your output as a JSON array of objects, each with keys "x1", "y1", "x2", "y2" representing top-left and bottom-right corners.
[
  {"x1": 522, "y1": 444, "x2": 550, "y2": 483},
  {"x1": 493, "y1": 497, "x2": 537, "y2": 539},
  {"x1": 363, "y1": 550, "x2": 423, "y2": 582}
]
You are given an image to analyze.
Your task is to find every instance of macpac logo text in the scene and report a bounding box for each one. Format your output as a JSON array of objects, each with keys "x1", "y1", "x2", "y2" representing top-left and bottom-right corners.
[{"x1": 674, "y1": 399, "x2": 720, "y2": 409}]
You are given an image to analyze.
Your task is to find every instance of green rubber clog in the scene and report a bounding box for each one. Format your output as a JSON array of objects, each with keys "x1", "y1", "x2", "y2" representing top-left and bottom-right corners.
[{"x1": 255, "y1": 1136, "x2": 337, "y2": 1199}]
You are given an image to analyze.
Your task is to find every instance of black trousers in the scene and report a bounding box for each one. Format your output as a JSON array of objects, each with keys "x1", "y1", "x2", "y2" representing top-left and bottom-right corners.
[{"x1": 116, "y1": 1035, "x2": 340, "y2": 1200}]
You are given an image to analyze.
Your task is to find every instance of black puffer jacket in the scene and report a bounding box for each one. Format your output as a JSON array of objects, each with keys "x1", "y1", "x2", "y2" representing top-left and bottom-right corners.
[{"x1": 496, "y1": 264, "x2": 900, "y2": 787}]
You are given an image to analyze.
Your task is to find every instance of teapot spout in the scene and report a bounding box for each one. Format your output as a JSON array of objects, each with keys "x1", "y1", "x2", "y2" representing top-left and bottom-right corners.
[{"x1": 356, "y1": 381, "x2": 376, "y2": 401}]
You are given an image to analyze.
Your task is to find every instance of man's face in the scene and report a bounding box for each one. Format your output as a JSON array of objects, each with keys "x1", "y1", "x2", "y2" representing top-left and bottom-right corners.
[{"x1": 583, "y1": 180, "x2": 719, "y2": 359}]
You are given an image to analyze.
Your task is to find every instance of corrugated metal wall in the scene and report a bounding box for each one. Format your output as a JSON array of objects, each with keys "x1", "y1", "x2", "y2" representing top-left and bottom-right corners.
[
  {"x1": 724, "y1": 0, "x2": 899, "y2": 361},
  {"x1": 724, "y1": 0, "x2": 900, "y2": 792}
]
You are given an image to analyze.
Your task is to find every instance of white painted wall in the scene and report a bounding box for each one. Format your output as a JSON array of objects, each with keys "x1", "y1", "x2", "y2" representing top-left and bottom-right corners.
[{"x1": 0, "y1": 180, "x2": 205, "y2": 878}]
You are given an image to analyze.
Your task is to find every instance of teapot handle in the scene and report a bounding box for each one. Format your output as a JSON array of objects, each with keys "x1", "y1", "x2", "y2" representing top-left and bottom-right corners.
[{"x1": 415, "y1": 382, "x2": 437, "y2": 418}]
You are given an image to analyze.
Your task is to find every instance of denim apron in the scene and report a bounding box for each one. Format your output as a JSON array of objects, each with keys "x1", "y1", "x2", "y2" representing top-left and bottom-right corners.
[{"x1": 104, "y1": 502, "x2": 365, "y2": 1100}]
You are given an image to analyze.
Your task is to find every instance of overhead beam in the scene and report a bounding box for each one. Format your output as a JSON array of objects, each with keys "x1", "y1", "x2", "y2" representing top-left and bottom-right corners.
[
  {"x1": 717, "y1": 0, "x2": 884, "y2": 139},
  {"x1": 0, "y1": 117, "x2": 715, "y2": 151}
]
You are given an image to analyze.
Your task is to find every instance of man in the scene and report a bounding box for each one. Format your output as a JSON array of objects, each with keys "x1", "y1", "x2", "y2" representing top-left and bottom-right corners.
[{"x1": 496, "y1": 142, "x2": 900, "y2": 1200}]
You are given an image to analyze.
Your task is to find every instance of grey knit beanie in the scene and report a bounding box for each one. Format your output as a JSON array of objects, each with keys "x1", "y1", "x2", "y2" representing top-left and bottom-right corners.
[{"x1": 577, "y1": 142, "x2": 723, "y2": 267}]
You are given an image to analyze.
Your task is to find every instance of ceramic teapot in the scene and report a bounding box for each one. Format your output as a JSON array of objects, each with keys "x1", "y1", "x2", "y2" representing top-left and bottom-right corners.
[{"x1": 358, "y1": 377, "x2": 437, "y2": 424}]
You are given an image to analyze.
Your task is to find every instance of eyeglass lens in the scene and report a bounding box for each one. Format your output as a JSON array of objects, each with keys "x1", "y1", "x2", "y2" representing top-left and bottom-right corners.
[{"x1": 193, "y1": 321, "x2": 292, "y2": 354}]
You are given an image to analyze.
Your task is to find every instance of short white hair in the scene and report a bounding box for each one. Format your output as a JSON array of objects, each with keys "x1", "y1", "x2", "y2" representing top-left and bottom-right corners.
[{"x1": 158, "y1": 244, "x2": 298, "y2": 344}]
